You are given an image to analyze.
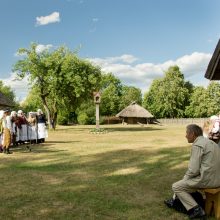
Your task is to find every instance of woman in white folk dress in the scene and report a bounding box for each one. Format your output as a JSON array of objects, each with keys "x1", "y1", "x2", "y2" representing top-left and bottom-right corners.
[
  {"x1": 27, "y1": 112, "x2": 37, "y2": 144},
  {"x1": 17, "y1": 110, "x2": 28, "y2": 144},
  {"x1": 36, "y1": 109, "x2": 48, "y2": 143}
]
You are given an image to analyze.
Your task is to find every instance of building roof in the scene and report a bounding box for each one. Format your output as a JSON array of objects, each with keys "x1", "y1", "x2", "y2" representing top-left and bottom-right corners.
[
  {"x1": 205, "y1": 39, "x2": 220, "y2": 80},
  {"x1": 0, "y1": 92, "x2": 14, "y2": 108},
  {"x1": 116, "y1": 102, "x2": 154, "y2": 118}
]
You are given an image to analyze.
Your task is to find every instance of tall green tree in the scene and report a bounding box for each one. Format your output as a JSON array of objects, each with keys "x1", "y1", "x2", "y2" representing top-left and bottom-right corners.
[
  {"x1": 185, "y1": 82, "x2": 220, "y2": 117},
  {"x1": 143, "y1": 66, "x2": 191, "y2": 118},
  {"x1": 142, "y1": 78, "x2": 164, "y2": 118},
  {"x1": 76, "y1": 99, "x2": 95, "y2": 125},
  {"x1": 20, "y1": 87, "x2": 42, "y2": 113},
  {"x1": 119, "y1": 85, "x2": 142, "y2": 110},
  {"x1": 206, "y1": 82, "x2": 220, "y2": 115},
  {"x1": 185, "y1": 86, "x2": 209, "y2": 117},
  {"x1": 100, "y1": 73, "x2": 122, "y2": 115},
  {"x1": 13, "y1": 43, "x2": 102, "y2": 128}
]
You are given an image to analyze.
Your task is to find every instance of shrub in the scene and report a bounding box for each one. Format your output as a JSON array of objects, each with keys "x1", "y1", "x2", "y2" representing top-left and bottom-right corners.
[
  {"x1": 77, "y1": 112, "x2": 89, "y2": 125},
  {"x1": 57, "y1": 115, "x2": 68, "y2": 125}
]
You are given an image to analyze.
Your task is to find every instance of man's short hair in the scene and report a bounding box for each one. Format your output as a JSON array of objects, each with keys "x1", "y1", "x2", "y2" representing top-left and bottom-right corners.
[{"x1": 186, "y1": 124, "x2": 203, "y2": 137}]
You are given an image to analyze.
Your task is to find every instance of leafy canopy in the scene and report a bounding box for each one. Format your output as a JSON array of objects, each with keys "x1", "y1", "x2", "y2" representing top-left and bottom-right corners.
[
  {"x1": 143, "y1": 66, "x2": 192, "y2": 118},
  {"x1": 13, "y1": 43, "x2": 102, "y2": 127}
]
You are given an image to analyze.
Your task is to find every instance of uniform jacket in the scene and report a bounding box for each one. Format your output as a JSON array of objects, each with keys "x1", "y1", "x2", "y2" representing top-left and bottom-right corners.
[{"x1": 184, "y1": 136, "x2": 220, "y2": 188}]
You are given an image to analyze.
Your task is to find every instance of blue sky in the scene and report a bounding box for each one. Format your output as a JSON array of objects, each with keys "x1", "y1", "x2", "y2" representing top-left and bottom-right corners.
[{"x1": 0, "y1": 0, "x2": 220, "y2": 101}]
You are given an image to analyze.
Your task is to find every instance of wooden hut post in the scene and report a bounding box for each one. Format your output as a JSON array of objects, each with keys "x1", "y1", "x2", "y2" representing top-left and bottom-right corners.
[{"x1": 93, "y1": 92, "x2": 101, "y2": 129}]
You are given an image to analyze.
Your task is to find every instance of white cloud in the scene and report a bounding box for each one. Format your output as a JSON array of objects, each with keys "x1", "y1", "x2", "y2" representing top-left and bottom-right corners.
[
  {"x1": 36, "y1": 44, "x2": 53, "y2": 53},
  {"x1": 89, "y1": 52, "x2": 212, "y2": 95},
  {"x1": 14, "y1": 44, "x2": 53, "y2": 57},
  {"x1": 175, "y1": 52, "x2": 211, "y2": 77},
  {"x1": 0, "y1": 73, "x2": 29, "y2": 102},
  {"x1": 36, "y1": 12, "x2": 60, "y2": 26},
  {"x1": 119, "y1": 54, "x2": 138, "y2": 64},
  {"x1": 89, "y1": 54, "x2": 138, "y2": 65}
]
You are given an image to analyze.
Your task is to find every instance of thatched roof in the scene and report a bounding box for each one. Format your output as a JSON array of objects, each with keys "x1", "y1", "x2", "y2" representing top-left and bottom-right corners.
[
  {"x1": 0, "y1": 92, "x2": 14, "y2": 108},
  {"x1": 205, "y1": 39, "x2": 220, "y2": 80},
  {"x1": 116, "y1": 102, "x2": 154, "y2": 118}
]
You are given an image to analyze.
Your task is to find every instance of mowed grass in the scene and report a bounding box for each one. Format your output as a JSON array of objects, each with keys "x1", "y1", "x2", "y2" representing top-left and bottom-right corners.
[{"x1": 0, "y1": 124, "x2": 213, "y2": 220}]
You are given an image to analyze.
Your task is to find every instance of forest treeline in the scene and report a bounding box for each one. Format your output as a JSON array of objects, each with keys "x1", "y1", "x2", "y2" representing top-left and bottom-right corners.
[{"x1": 1, "y1": 43, "x2": 219, "y2": 128}]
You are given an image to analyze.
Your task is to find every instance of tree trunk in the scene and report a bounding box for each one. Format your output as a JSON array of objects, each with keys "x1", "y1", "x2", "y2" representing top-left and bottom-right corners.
[
  {"x1": 51, "y1": 111, "x2": 58, "y2": 130},
  {"x1": 50, "y1": 102, "x2": 58, "y2": 130},
  {"x1": 41, "y1": 95, "x2": 52, "y2": 129},
  {"x1": 43, "y1": 104, "x2": 51, "y2": 129}
]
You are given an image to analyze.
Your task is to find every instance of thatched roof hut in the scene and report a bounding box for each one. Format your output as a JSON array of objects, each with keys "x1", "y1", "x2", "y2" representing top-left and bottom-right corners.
[
  {"x1": 0, "y1": 92, "x2": 14, "y2": 109},
  {"x1": 116, "y1": 102, "x2": 154, "y2": 124},
  {"x1": 205, "y1": 39, "x2": 220, "y2": 80}
]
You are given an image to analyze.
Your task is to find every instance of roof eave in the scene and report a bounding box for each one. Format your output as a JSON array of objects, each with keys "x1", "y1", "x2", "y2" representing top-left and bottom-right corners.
[{"x1": 205, "y1": 39, "x2": 220, "y2": 80}]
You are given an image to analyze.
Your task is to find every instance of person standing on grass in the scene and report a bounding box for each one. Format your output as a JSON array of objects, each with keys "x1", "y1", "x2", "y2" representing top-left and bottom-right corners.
[
  {"x1": 164, "y1": 124, "x2": 220, "y2": 219},
  {"x1": 36, "y1": 109, "x2": 47, "y2": 143},
  {"x1": 208, "y1": 115, "x2": 220, "y2": 143},
  {"x1": 0, "y1": 110, "x2": 4, "y2": 152},
  {"x1": 17, "y1": 110, "x2": 29, "y2": 144},
  {"x1": 27, "y1": 112, "x2": 37, "y2": 144},
  {"x1": 2, "y1": 109, "x2": 13, "y2": 154},
  {"x1": 11, "y1": 111, "x2": 19, "y2": 147}
]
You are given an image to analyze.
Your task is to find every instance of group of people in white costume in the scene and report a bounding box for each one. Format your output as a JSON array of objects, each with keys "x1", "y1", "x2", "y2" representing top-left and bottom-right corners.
[
  {"x1": 0, "y1": 108, "x2": 48, "y2": 154},
  {"x1": 202, "y1": 114, "x2": 220, "y2": 144}
]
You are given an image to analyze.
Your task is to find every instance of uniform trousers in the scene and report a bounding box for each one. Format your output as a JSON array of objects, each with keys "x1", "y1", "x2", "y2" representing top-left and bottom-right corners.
[{"x1": 172, "y1": 179, "x2": 198, "y2": 210}]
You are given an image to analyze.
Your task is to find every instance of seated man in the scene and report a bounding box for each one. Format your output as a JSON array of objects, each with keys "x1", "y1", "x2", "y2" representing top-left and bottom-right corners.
[{"x1": 165, "y1": 124, "x2": 220, "y2": 219}]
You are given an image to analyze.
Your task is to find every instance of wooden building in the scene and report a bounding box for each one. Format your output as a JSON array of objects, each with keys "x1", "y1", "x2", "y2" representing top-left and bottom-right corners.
[
  {"x1": 0, "y1": 92, "x2": 14, "y2": 109},
  {"x1": 205, "y1": 39, "x2": 220, "y2": 80},
  {"x1": 116, "y1": 102, "x2": 154, "y2": 124}
]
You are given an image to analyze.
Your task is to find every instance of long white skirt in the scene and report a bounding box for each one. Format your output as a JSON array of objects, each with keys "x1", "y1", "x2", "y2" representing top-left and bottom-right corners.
[
  {"x1": 16, "y1": 128, "x2": 21, "y2": 142},
  {"x1": 19, "y1": 124, "x2": 28, "y2": 141},
  {"x1": 28, "y1": 125, "x2": 37, "y2": 141},
  {"x1": 37, "y1": 123, "x2": 48, "y2": 139}
]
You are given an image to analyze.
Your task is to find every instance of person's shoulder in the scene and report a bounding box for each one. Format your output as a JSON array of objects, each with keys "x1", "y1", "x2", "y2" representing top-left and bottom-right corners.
[{"x1": 194, "y1": 136, "x2": 217, "y2": 148}]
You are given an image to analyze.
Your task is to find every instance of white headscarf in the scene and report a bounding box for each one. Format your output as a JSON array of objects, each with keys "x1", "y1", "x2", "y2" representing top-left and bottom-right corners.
[
  {"x1": 37, "y1": 109, "x2": 43, "y2": 114},
  {"x1": 18, "y1": 110, "x2": 23, "y2": 116},
  {"x1": 11, "y1": 111, "x2": 17, "y2": 117}
]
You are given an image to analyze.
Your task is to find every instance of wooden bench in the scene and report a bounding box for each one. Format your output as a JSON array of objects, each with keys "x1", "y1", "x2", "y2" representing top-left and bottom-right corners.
[{"x1": 201, "y1": 188, "x2": 220, "y2": 219}]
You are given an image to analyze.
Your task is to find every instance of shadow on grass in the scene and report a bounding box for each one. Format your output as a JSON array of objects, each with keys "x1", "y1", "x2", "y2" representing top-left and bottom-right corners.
[
  {"x1": 10, "y1": 139, "x2": 81, "y2": 153},
  {"x1": 105, "y1": 126, "x2": 165, "y2": 132},
  {"x1": 1, "y1": 144, "x2": 191, "y2": 220},
  {"x1": 11, "y1": 144, "x2": 67, "y2": 154},
  {"x1": 8, "y1": 145, "x2": 188, "y2": 174},
  {"x1": 54, "y1": 125, "x2": 165, "y2": 133},
  {"x1": 45, "y1": 140, "x2": 81, "y2": 144},
  {"x1": 54, "y1": 127, "x2": 92, "y2": 132}
]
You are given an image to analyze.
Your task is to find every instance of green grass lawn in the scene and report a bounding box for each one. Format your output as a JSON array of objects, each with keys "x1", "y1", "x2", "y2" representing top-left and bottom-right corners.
[{"x1": 0, "y1": 124, "x2": 215, "y2": 220}]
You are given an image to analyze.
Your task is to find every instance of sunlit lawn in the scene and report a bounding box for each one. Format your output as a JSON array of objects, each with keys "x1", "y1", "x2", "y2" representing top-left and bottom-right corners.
[{"x1": 0, "y1": 124, "x2": 215, "y2": 220}]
